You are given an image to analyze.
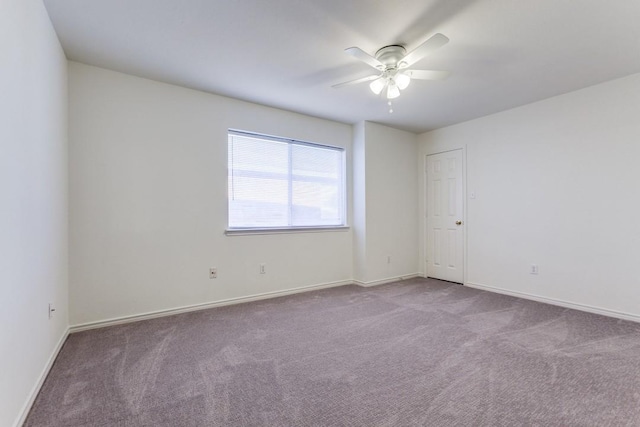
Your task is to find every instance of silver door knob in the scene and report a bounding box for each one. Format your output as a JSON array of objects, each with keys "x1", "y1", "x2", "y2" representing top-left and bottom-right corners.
[{"x1": 455, "y1": 220, "x2": 463, "y2": 225}]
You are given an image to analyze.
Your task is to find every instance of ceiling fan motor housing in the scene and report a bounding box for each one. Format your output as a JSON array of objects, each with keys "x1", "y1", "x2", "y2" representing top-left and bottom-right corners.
[{"x1": 375, "y1": 45, "x2": 407, "y2": 68}]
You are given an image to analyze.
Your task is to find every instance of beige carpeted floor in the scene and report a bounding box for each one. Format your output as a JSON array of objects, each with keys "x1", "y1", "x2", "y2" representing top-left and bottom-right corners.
[{"x1": 26, "y1": 278, "x2": 640, "y2": 426}]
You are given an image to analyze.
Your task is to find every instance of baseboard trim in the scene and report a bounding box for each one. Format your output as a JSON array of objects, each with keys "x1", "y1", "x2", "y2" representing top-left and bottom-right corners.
[
  {"x1": 354, "y1": 273, "x2": 420, "y2": 288},
  {"x1": 70, "y1": 279, "x2": 353, "y2": 333},
  {"x1": 14, "y1": 327, "x2": 69, "y2": 427},
  {"x1": 465, "y1": 281, "x2": 640, "y2": 323}
]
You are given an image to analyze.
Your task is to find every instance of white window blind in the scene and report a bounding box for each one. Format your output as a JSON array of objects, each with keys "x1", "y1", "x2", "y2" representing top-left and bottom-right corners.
[{"x1": 228, "y1": 130, "x2": 345, "y2": 230}]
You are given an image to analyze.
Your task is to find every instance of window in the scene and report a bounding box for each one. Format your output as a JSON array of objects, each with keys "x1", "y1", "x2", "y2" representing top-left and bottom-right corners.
[{"x1": 228, "y1": 130, "x2": 346, "y2": 231}]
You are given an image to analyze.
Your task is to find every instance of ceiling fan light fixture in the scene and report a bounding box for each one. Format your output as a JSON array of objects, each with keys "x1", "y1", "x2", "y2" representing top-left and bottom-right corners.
[
  {"x1": 386, "y1": 83, "x2": 400, "y2": 99},
  {"x1": 395, "y1": 72, "x2": 411, "y2": 90},
  {"x1": 369, "y1": 77, "x2": 387, "y2": 95},
  {"x1": 337, "y1": 33, "x2": 450, "y2": 106}
]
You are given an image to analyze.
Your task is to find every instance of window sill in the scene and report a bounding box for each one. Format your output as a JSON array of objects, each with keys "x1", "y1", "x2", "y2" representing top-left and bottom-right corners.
[{"x1": 225, "y1": 226, "x2": 350, "y2": 236}]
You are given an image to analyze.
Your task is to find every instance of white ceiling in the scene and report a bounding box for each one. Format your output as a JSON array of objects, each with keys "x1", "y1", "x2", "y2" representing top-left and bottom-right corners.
[{"x1": 43, "y1": 0, "x2": 640, "y2": 134}]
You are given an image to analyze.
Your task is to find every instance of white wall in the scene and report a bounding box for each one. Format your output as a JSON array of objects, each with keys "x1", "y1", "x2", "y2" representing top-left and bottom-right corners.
[
  {"x1": 353, "y1": 122, "x2": 419, "y2": 284},
  {"x1": 0, "y1": 0, "x2": 68, "y2": 426},
  {"x1": 69, "y1": 62, "x2": 353, "y2": 326},
  {"x1": 419, "y1": 73, "x2": 640, "y2": 318},
  {"x1": 352, "y1": 122, "x2": 367, "y2": 281}
]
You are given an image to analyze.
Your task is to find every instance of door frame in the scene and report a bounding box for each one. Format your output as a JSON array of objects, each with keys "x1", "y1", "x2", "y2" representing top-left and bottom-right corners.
[{"x1": 424, "y1": 147, "x2": 467, "y2": 284}]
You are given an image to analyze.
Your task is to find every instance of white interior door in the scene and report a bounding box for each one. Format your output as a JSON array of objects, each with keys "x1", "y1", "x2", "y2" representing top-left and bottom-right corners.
[{"x1": 426, "y1": 150, "x2": 464, "y2": 283}]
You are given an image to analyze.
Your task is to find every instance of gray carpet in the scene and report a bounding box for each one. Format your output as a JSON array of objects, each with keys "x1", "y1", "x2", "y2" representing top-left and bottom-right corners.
[{"x1": 25, "y1": 278, "x2": 640, "y2": 426}]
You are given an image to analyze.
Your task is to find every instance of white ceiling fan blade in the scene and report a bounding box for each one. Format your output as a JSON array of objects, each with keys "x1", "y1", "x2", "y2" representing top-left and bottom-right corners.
[
  {"x1": 344, "y1": 47, "x2": 385, "y2": 70},
  {"x1": 332, "y1": 74, "x2": 381, "y2": 89},
  {"x1": 406, "y1": 70, "x2": 451, "y2": 80},
  {"x1": 400, "y1": 33, "x2": 449, "y2": 68}
]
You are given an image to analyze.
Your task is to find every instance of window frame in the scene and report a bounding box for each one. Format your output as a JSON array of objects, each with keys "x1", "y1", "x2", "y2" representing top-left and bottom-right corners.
[{"x1": 226, "y1": 129, "x2": 348, "y2": 235}]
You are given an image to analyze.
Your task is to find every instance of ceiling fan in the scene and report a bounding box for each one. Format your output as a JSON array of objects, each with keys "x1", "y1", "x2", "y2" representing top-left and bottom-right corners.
[{"x1": 333, "y1": 33, "x2": 451, "y2": 109}]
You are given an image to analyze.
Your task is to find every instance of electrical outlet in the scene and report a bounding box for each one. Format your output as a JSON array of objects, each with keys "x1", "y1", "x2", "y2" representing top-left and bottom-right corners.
[
  {"x1": 260, "y1": 263, "x2": 266, "y2": 274},
  {"x1": 387, "y1": 255, "x2": 391, "y2": 264},
  {"x1": 48, "y1": 303, "x2": 56, "y2": 319},
  {"x1": 530, "y1": 264, "x2": 538, "y2": 275},
  {"x1": 209, "y1": 267, "x2": 217, "y2": 279}
]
